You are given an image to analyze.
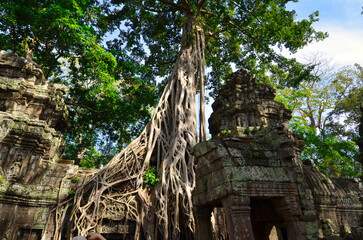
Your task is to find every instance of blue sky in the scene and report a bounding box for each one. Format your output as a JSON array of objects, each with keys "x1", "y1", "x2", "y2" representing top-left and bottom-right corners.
[
  {"x1": 288, "y1": 0, "x2": 362, "y2": 25},
  {"x1": 284, "y1": 0, "x2": 363, "y2": 66},
  {"x1": 202, "y1": 0, "x2": 363, "y2": 136}
]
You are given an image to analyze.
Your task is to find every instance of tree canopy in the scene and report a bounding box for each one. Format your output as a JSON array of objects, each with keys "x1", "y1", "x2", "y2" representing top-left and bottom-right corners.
[
  {"x1": 0, "y1": 0, "x2": 158, "y2": 166},
  {"x1": 0, "y1": 0, "x2": 328, "y2": 169},
  {"x1": 104, "y1": 0, "x2": 327, "y2": 143},
  {"x1": 108, "y1": 0, "x2": 327, "y2": 93},
  {"x1": 277, "y1": 61, "x2": 362, "y2": 178}
]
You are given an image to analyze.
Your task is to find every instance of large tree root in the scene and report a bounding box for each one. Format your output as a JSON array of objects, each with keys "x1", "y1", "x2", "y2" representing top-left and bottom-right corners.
[{"x1": 44, "y1": 15, "x2": 205, "y2": 240}]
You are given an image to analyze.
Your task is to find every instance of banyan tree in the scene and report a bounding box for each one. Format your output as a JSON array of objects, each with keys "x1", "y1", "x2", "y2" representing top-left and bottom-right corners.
[{"x1": 44, "y1": 1, "x2": 326, "y2": 239}]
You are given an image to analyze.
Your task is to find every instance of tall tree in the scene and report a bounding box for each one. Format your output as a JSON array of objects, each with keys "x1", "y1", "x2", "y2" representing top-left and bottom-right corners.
[
  {"x1": 0, "y1": 0, "x2": 106, "y2": 78},
  {"x1": 46, "y1": 1, "x2": 328, "y2": 239},
  {"x1": 107, "y1": 0, "x2": 327, "y2": 132},
  {"x1": 0, "y1": 0, "x2": 158, "y2": 166},
  {"x1": 276, "y1": 62, "x2": 362, "y2": 178},
  {"x1": 331, "y1": 64, "x2": 363, "y2": 177},
  {"x1": 359, "y1": 105, "x2": 363, "y2": 180},
  {"x1": 333, "y1": 64, "x2": 363, "y2": 137}
]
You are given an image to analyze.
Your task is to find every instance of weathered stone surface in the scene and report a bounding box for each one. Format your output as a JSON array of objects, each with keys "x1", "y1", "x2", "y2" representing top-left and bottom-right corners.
[
  {"x1": 0, "y1": 52, "x2": 136, "y2": 240},
  {"x1": 0, "y1": 51, "x2": 67, "y2": 129},
  {"x1": 303, "y1": 165, "x2": 363, "y2": 237},
  {"x1": 0, "y1": 51, "x2": 68, "y2": 184},
  {"x1": 209, "y1": 69, "x2": 292, "y2": 137},
  {"x1": 0, "y1": 52, "x2": 85, "y2": 240},
  {"x1": 193, "y1": 69, "x2": 363, "y2": 240},
  {"x1": 0, "y1": 50, "x2": 44, "y2": 81}
]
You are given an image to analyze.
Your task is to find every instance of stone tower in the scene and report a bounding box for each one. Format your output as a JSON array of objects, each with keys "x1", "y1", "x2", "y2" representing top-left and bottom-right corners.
[
  {"x1": 0, "y1": 51, "x2": 80, "y2": 240},
  {"x1": 209, "y1": 69, "x2": 292, "y2": 136},
  {"x1": 193, "y1": 69, "x2": 363, "y2": 240},
  {"x1": 0, "y1": 50, "x2": 68, "y2": 183}
]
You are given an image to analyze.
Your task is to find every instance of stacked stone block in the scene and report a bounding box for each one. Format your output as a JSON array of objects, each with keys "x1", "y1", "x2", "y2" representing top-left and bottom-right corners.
[
  {"x1": 0, "y1": 51, "x2": 81, "y2": 240},
  {"x1": 193, "y1": 69, "x2": 362, "y2": 240}
]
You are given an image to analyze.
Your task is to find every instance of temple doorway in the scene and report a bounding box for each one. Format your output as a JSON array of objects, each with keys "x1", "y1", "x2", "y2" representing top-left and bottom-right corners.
[{"x1": 250, "y1": 198, "x2": 290, "y2": 240}]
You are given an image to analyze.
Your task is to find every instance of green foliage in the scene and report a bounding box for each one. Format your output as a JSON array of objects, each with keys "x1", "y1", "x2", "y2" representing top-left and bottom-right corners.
[
  {"x1": 1, "y1": 0, "x2": 328, "y2": 168},
  {"x1": 202, "y1": 177, "x2": 207, "y2": 192},
  {"x1": 333, "y1": 64, "x2": 363, "y2": 134},
  {"x1": 253, "y1": 151, "x2": 260, "y2": 158},
  {"x1": 321, "y1": 177, "x2": 329, "y2": 185},
  {"x1": 276, "y1": 61, "x2": 362, "y2": 178},
  {"x1": 0, "y1": 0, "x2": 158, "y2": 167},
  {"x1": 0, "y1": 174, "x2": 2, "y2": 184},
  {"x1": 59, "y1": 48, "x2": 158, "y2": 166},
  {"x1": 219, "y1": 129, "x2": 230, "y2": 136},
  {"x1": 78, "y1": 147, "x2": 107, "y2": 169},
  {"x1": 143, "y1": 166, "x2": 159, "y2": 188},
  {"x1": 0, "y1": 0, "x2": 106, "y2": 77},
  {"x1": 291, "y1": 118, "x2": 360, "y2": 178},
  {"x1": 71, "y1": 176, "x2": 79, "y2": 183},
  {"x1": 68, "y1": 189, "x2": 76, "y2": 196},
  {"x1": 108, "y1": 0, "x2": 327, "y2": 99}
]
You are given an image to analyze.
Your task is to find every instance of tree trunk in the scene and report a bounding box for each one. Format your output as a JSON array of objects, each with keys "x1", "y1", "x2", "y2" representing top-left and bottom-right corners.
[
  {"x1": 359, "y1": 105, "x2": 363, "y2": 182},
  {"x1": 75, "y1": 134, "x2": 86, "y2": 166},
  {"x1": 25, "y1": 37, "x2": 35, "y2": 59},
  {"x1": 198, "y1": 27, "x2": 206, "y2": 143},
  {"x1": 199, "y1": 67, "x2": 206, "y2": 142},
  {"x1": 46, "y1": 14, "x2": 205, "y2": 240}
]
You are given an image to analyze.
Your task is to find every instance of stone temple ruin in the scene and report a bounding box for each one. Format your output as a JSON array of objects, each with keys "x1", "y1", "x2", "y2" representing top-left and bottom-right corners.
[
  {"x1": 0, "y1": 52, "x2": 362, "y2": 239},
  {"x1": 0, "y1": 51, "x2": 90, "y2": 240},
  {"x1": 193, "y1": 70, "x2": 363, "y2": 240}
]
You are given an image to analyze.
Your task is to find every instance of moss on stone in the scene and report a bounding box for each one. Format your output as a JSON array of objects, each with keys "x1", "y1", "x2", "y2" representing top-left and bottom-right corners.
[
  {"x1": 305, "y1": 221, "x2": 319, "y2": 237},
  {"x1": 193, "y1": 141, "x2": 218, "y2": 157}
]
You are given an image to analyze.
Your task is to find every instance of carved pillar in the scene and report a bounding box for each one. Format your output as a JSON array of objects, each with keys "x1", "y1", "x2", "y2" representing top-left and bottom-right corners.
[
  {"x1": 195, "y1": 207, "x2": 213, "y2": 240},
  {"x1": 222, "y1": 196, "x2": 254, "y2": 240}
]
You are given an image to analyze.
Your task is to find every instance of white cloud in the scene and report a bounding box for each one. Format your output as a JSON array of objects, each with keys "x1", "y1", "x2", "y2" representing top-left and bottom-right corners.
[{"x1": 288, "y1": 25, "x2": 363, "y2": 67}]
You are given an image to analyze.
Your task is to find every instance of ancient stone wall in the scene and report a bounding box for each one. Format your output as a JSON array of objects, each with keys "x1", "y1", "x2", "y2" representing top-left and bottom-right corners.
[
  {"x1": 208, "y1": 70, "x2": 292, "y2": 136},
  {"x1": 0, "y1": 52, "x2": 137, "y2": 240},
  {"x1": 193, "y1": 69, "x2": 363, "y2": 240},
  {"x1": 303, "y1": 162, "x2": 363, "y2": 237},
  {"x1": 0, "y1": 51, "x2": 85, "y2": 240}
]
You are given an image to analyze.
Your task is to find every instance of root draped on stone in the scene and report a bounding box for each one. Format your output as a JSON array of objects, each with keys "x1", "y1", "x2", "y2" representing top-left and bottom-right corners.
[{"x1": 45, "y1": 15, "x2": 205, "y2": 240}]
